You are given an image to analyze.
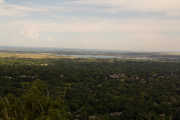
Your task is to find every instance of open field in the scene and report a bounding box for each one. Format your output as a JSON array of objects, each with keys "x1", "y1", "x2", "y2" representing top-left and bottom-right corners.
[
  {"x1": 162, "y1": 52, "x2": 180, "y2": 56},
  {"x1": 0, "y1": 52, "x2": 75, "y2": 59},
  {"x1": 1, "y1": 46, "x2": 180, "y2": 62}
]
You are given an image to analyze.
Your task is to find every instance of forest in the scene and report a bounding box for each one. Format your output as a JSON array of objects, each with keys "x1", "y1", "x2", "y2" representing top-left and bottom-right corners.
[{"x1": 0, "y1": 57, "x2": 180, "y2": 120}]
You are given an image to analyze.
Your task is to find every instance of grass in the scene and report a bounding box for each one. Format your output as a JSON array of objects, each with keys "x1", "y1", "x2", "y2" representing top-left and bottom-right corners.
[
  {"x1": 0, "y1": 52, "x2": 75, "y2": 59},
  {"x1": 160, "y1": 52, "x2": 180, "y2": 56}
]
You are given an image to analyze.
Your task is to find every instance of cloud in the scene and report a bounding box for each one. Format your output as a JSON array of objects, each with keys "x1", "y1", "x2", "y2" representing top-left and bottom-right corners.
[
  {"x1": 0, "y1": 0, "x2": 179, "y2": 51},
  {"x1": 1, "y1": 17, "x2": 180, "y2": 51},
  {"x1": 0, "y1": 2, "x2": 49, "y2": 16},
  {"x1": 0, "y1": 0, "x2": 4, "y2": 4},
  {"x1": 1, "y1": 0, "x2": 179, "y2": 18},
  {"x1": 18, "y1": 19, "x2": 180, "y2": 33},
  {"x1": 4, "y1": 17, "x2": 178, "y2": 41},
  {"x1": 20, "y1": 23, "x2": 41, "y2": 40},
  {"x1": 74, "y1": 0, "x2": 180, "y2": 16}
]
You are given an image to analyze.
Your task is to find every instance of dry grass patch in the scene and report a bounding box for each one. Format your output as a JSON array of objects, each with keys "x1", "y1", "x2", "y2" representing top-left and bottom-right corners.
[{"x1": 0, "y1": 52, "x2": 75, "y2": 59}]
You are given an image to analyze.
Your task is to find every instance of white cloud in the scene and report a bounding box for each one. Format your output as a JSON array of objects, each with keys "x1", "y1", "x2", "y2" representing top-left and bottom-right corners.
[
  {"x1": 0, "y1": 0, "x2": 179, "y2": 17},
  {"x1": 74, "y1": 0, "x2": 180, "y2": 16},
  {"x1": 3, "y1": 18, "x2": 178, "y2": 42},
  {"x1": 1, "y1": 18, "x2": 180, "y2": 51},
  {"x1": 20, "y1": 23, "x2": 41, "y2": 40},
  {"x1": 0, "y1": 3, "x2": 49, "y2": 16},
  {"x1": 0, "y1": 0, "x2": 179, "y2": 51},
  {"x1": 0, "y1": 0, "x2": 4, "y2": 4},
  {"x1": 17, "y1": 19, "x2": 180, "y2": 33}
]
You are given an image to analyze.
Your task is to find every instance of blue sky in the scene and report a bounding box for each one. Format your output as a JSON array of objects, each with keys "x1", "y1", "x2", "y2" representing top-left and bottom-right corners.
[{"x1": 0, "y1": 0, "x2": 180, "y2": 51}]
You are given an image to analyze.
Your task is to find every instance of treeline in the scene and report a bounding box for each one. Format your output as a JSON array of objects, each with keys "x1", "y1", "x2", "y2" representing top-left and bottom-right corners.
[
  {"x1": 0, "y1": 58, "x2": 180, "y2": 119},
  {"x1": 0, "y1": 80, "x2": 70, "y2": 120}
]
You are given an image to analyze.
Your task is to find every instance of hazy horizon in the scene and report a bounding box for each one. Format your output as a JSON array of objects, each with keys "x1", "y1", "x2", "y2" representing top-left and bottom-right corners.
[
  {"x1": 0, "y1": 0, "x2": 180, "y2": 52},
  {"x1": 1, "y1": 45, "x2": 180, "y2": 53}
]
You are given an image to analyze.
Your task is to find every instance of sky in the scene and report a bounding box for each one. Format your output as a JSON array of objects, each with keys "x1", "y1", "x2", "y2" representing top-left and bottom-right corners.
[{"x1": 0, "y1": 0, "x2": 180, "y2": 52}]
